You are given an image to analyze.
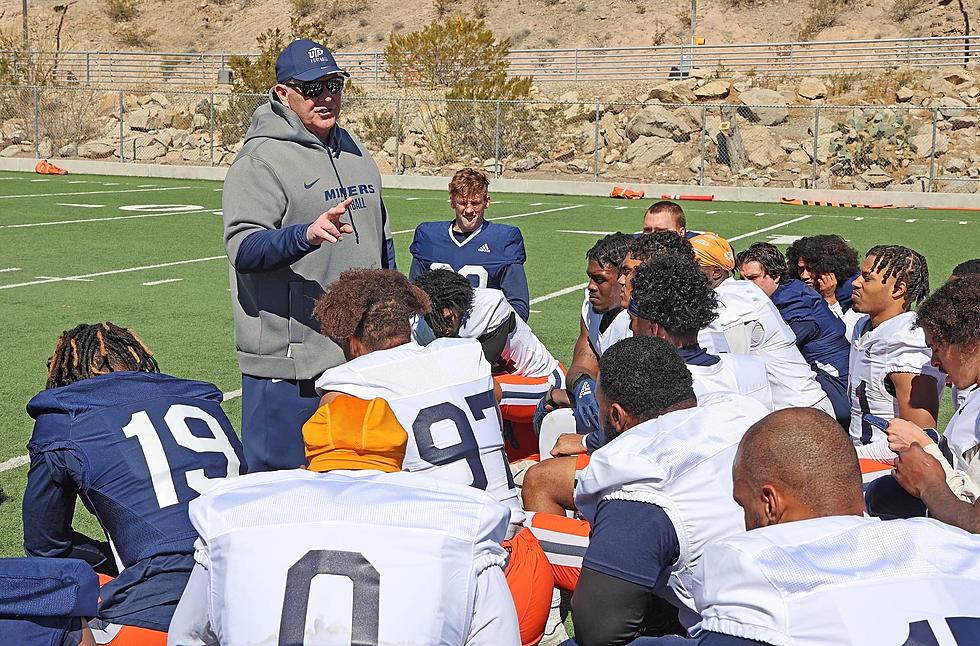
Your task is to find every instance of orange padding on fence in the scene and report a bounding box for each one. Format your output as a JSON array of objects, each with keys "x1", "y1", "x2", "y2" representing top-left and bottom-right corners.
[
  {"x1": 660, "y1": 194, "x2": 714, "y2": 201},
  {"x1": 779, "y1": 197, "x2": 908, "y2": 209}
]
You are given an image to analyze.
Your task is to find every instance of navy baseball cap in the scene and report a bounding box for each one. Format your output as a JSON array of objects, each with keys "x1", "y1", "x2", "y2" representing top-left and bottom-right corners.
[{"x1": 276, "y1": 39, "x2": 349, "y2": 83}]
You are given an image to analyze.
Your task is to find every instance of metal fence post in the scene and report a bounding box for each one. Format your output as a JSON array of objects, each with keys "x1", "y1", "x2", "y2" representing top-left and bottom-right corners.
[
  {"x1": 86, "y1": 52, "x2": 91, "y2": 85},
  {"x1": 810, "y1": 106, "x2": 820, "y2": 188},
  {"x1": 574, "y1": 49, "x2": 579, "y2": 82},
  {"x1": 118, "y1": 90, "x2": 125, "y2": 161},
  {"x1": 927, "y1": 107, "x2": 938, "y2": 193},
  {"x1": 593, "y1": 99, "x2": 600, "y2": 182},
  {"x1": 698, "y1": 105, "x2": 707, "y2": 186},
  {"x1": 394, "y1": 99, "x2": 401, "y2": 175},
  {"x1": 32, "y1": 86, "x2": 40, "y2": 159},
  {"x1": 209, "y1": 91, "x2": 215, "y2": 167},
  {"x1": 494, "y1": 100, "x2": 502, "y2": 179}
]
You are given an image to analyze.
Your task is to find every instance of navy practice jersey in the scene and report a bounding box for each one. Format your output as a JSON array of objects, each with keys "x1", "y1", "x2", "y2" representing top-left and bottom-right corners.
[
  {"x1": 410, "y1": 220, "x2": 530, "y2": 319},
  {"x1": 25, "y1": 371, "x2": 246, "y2": 630},
  {"x1": 0, "y1": 557, "x2": 98, "y2": 646}
]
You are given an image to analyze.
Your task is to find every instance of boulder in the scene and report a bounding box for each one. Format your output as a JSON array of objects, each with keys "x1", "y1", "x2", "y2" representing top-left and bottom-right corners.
[
  {"x1": 896, "y1": 87, "x2": 914, "y2": 103},
  {"x1": 624, "y1": 135, "x2": 676, "y2": 166},
  {"x1": 147, "y1": 92, "x2": 170, "y2": 107},
  {"x1": 97, "y1": 93, "x2": 119, "y2": 117},
  {"x1": 740, "y1": 124, "x2": 787, "y2": 168},
  {"x1": 171, "y1": 111, "x2": 194, "y2": 130},
  {"x1": 789, "y1": 149, "x2": 810, "y2": 164},
  {"x1": 645, "y1": 81, "x2": 696, "y2": 104},
  {"x1": 688, "y1": 156, "x2": 701, "y2": 174},
  {"x1": 910, "y1": 132, "x2": 949, "y2": 157},
  {"x1": 948, "y1": 115, "x2": 978, "y2": 130},
  {"x1": 78, "y1": 140, "x2": 116, "y2": 158},
  {"x1": 383, "y1": 136, "x2": 397, "y2": 156},
  {"x1": 938, "y1": 96, "x2": 968, "y2": 119},
  {"x1": 0, "y1": 144, "x2": 22, "y2": 157},
  {"x1": 192, "y1": 113, "x2": 208, "y2": 131},
  {"x1": 511, "y1": 154, "x2": 543, "y2": 172},
  {"x1": 625, "y1": 105, "x2": 693, "y2": 142},
  {"x1": 944, "y1": 71, "x2": 975, "y2": 86},
  {"x1": 694, "y1": 79, "x2": 731, "y2": 100},
  {"x1": 923, "y1": 76, "x2": 957, "y2": 96},
  {"x1": 38, "y1": 137, "x2": 53, "y2": 158},
  {"x1": 134, "y1": 139, "x2": 167, "y2": 160},
  {"x1": 859, "y1": 167, "x2": 893, "y2": 189},
  {"x1": 550, "y1": 146, "x2": 575, "y2": 162},
  {"x1": 58, "y1": 143, "x2": 78, "y2": 157},
  {"x1": 797, "y1": 77, "x2": 827, "y2": 100},
  {"x1": 737, "y1": 88, "x2": 789, "y2": 126},
  {"x1": 944, "y1": 157, "x2": 967, "y2": 174},
  {"x1": 964, "y1": 86, "x2": 980, "y2": 99},
  {"x1": 127, "y1": 107, "x2": 167, "y2": 131},
  {"x1": 567, "y1": 159, "x2": 590, "y2": 173}
]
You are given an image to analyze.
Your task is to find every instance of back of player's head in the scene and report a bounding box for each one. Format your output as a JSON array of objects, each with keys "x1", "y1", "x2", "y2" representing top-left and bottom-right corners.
[
  {"x1": 598, "y1": 336, "x2": 695, "y2": 423},
  {"x1": 413, "y1": 269, "x2": 474, "y2": 337},
  {"x1": 586, "y1": 233, "x2": 632, "y2": 270},
  {"x1": 735, "y1": 242, "x2": 788, "y2": 282},
  {"x1": 786, "y1": 234, "x2": 859, "y2": 283},
  {"x1": 303, "y1": 395, "x2": 408, "y2": 473},
  {"x1": 314, "y1": 269, "x2": 430, "y2": 350},
  {"x1": 645, "y1": 200, "x2": 686, "y2": 230},
  {"x1": 448, "y1": 167, "x2": 489, "y2": 199},
  {"x1": 734, "y1": 408, "x2": 864, "y2": 525},
  {"x1": 629, "y1": 256, "x2": 717, "y2": 339},
  {"x1": 916, "y1": 276, "x2": 980, "y2": 350},
  {"x1": 626, "y1": 230, "x2": 696, "y2": 264},
  {"x1": 866, "y1": 244, "x2": 930, "y2": 307},
  {"x1": 951, "y1": 259, "x2": 980, "y2": 279},
  {"x1": 46, "y1": 322, "x2": 159, "y2": 389}
]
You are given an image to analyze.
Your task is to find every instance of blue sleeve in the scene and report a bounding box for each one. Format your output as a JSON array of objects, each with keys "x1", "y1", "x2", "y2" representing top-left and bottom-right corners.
[
  {"x1": 232, "y1": 223, "x2": 315, "y2": 273},
  {"x1": 585, "y1": 429, "x2": 605, "y2": 454},
  {"x1": 23, "y1": 451, "x2": 112, "y2": 572},
  {"x1": 786, "y1": 319, "x2": 820, "y2": 346},
  {"x1": 383, "y1": 237, "x2": 396, "y2": 270},
  {"x1": 583, "y1": 499, "x2": 679, "y2": 589},
  {"x1": 409, "y1": 255, "x2": 425, "y2": 282},
  {"x1": 499, "y1": 263, "x2": 530, "y2": 321}
]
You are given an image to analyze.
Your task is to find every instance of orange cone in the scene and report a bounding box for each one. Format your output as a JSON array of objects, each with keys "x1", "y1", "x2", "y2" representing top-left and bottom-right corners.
[{"x1": 35, "y1": 160, "x2": 68, "y2": 175}]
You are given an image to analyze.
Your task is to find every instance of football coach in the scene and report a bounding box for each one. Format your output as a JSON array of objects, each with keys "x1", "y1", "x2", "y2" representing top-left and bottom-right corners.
[{"x1": 222, "y1": 38, "x2": 396, "y2": 472}]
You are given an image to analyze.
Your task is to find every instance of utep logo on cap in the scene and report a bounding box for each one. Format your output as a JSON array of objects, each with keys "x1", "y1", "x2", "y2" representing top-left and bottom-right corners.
[{"x1": 308, "y1": 46, "x2": 325, "y2": 61}]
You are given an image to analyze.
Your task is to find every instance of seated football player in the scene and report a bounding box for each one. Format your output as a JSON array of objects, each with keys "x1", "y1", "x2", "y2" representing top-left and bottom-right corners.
[
  {"x1": 24, "y1": 323, "x2": 246, "y2": 644},
  {"x1": 414, "y1": 269, "x2": 564, "y2": 461},
  {"x1": 948, "y1": 259, "x2": 980, "y2": 413},
  {"x1": 690, "y1": 232, "x2": 835, "y2": 416},
  {"x1": 535, "y1": 233, "x2": 633, "y2": 457},
  {"x1": 311, "y1": 268, "x2": 552, "y2": 646},
  {"x1": 846, "y1": 245, "x2": 942, "y2": 466},
  {"x1": 616, "y1": 408, "x2": 980, "y2": 646},
  {"x1": 569, "y1": 336, "x2": 770, "y2": 644},
  {"x1": 736, "y1": 242, "x2": 851, "y2": 428},
  {"x1": 874, "y1": 277, "x2": 980, "y2": 527},
  {"x1": 409, "y1": 167, "x2": 530, "y2": 320},
  {"x1": 785, "y1": 234, "x2": 863, "y2": 338},
  {"x1": 167, "y1": 395, "x2": 520, "y2": 645},
  {"x1": 641, "y1": 200, "x2": 698, "y2": 239}
]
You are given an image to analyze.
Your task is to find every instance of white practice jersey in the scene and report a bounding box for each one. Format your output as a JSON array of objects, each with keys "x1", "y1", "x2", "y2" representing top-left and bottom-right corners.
[
  {"x1": 690, "y1": 353, "x2": 774, "y2": 412},
  {"x1": 580, "y1": 291, "x2": 632, "y2": 358},
  {"x1": 697, "y1": 515, "x2": 980, "y2": 646},
  {"x1": 699, "y1": 278, "x2": 826, "y2": 410},
  {"x1": 185, "y1": 469, "x2": 513, "y2": 646},
  {"x1": 943, "y1": 385, "x2": 980, "y2": 472},
  {"x1": 415, "y1": 288, "x2": 558, "y2": 379},
  {"x1": 575, "y1": 392, "x2": 770, "y2": 628},
  {"x1": 953, "y1": 384, "x2": 976, "y2": 413},
  {"x1": 847, "y1": 311, "x2": 945, "y2": 445},
  {"x1": 315, "y1": 338, "x2": 522, "y2": 523}
]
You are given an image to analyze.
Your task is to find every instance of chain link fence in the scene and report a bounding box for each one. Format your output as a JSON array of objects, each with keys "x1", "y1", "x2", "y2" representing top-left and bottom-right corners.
[{"x1": 1, "y1": 85, "x2": 977, "y2": 193}]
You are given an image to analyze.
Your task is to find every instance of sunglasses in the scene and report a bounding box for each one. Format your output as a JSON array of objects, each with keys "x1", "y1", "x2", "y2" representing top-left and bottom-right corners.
[{"x1": 285, "y1": 77, "x2": 345, "y2": 99}]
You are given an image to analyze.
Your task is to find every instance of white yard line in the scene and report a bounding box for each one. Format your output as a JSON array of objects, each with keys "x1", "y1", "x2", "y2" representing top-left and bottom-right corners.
[
  {"x1": 0, "y1": 256, "x2": 225, "y2": 290},
  {"x1": 0, "y1": 387, "x2": 243, "y2": 473},
  {"x1": 56, "y1": 203, "x2": 104, "y2": 208},
  {"x1": 1, "y1": 208, "x2": 217, "y2": 229},
  {"x1": 142, "y1": 278, "x2": 184, "y2": 286},
  {"x1": 559, "y1": 229, "x2": 617, "y2": 235},
  {"x1": 391, "y1": 204, "x2": 583, "y2": 235},
  {"x1": 0, "y1": 186, "x2": 190, "y2": 199},
  {"x1": 0, "y1": 268, "x2": 21, "y2": 273}
]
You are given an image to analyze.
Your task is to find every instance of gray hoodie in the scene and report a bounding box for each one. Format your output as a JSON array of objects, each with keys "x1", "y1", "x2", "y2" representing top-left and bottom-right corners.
[{"x1": 222, "y1": 90, "x2": 392, "y2": 380}]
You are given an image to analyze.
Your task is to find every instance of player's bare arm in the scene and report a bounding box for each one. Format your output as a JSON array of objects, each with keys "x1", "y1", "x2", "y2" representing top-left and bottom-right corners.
[
  {"x1": 895, "y1": 444, "x2": 980, "y2": 533},
  {"x1": 890, "y1": 372, "x2": 940, "y2": 430},
  {"x1": 565, "y1": 318, "x2": 600, "y2": 392}
]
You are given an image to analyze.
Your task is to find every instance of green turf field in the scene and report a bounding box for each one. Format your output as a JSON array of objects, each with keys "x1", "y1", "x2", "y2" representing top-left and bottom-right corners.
[{"x1": 1, "y1": 169, "x2": 977, "y2": 557}]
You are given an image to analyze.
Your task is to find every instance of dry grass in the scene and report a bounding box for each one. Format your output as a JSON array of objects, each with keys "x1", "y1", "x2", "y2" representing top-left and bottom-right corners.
[
  {"x1": 797, "y1": 0, "x2": 844, "y2": 41},
  {"x1": 102, "y1": 0, "x2": 139, "y2": 22}
]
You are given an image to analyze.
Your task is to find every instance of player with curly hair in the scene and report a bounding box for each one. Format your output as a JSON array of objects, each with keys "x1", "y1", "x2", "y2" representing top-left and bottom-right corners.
[
  {"x1": 785, "y1": 234, "x2": 861, "y2": 326},
  {"x1": 617, "y1": 231, "x2": 696, "y2": 309},
  {"x1": 313, "y1": 269, "x2": 554, "y2": 646},
  {"x1": 737, "y1": 242, "x2": 851, "y2": 427},
  {"x1": 25, "y1": 323, "x2": 245, "y2": 645}
]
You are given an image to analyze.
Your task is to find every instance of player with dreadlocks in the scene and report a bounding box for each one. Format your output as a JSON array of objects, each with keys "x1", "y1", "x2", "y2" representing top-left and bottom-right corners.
[
  {"x1": 848, "y1": 245, "x2": 943, "y2": 466},
  {"x1": 313, "y1": 269, "x2": 554, "y2": 646},
  {"x1": 25, "y1": 322, "x2": 245, "y2": 645},
  {"x1": 413, "y1": 268, "x2": 564, "y2": 463}
]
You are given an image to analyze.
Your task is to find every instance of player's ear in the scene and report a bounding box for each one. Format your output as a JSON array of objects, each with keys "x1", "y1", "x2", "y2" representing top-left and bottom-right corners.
[
  {"x1": 609, "y1": 403, "x2": 629, "y2": 433},
  {"x1": 484, "y1": 193, "x2": 491, "y2": 207},
  {"x1": 892, "y1": 278, "x2": 908, "y2": 303},
  {"x1": 760, "y1": 484, "x2": 780, "y2": 526}
]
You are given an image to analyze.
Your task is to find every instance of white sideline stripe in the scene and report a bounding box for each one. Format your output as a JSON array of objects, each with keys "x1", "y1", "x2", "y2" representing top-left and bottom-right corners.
[
  {"x1": 706, "y1": 210, "x2": 718, "y2": 214},
  {"x1": 142, "y1": 278, "x2": 183, "y2": 286},
  {"x1": 390, "y1": 204, "x2": 583, "y2": 235},
  {"x1": 961, "y1": 221, "x2": 969, "y2": 225},
  {"x1": 405, "y1": 197, "x2": 420, "y2": 201},
  {"x1": 0, "y1": 387, "x2": 244, "y2": 474},
  {"x1": 1, "y1": 208, "x2": 217, "y2": 229},
  {"x1": 531, "y1": 215, "x2": 812, "y2": 306},
  {"x1": 0, "y1": 267, "x2": 21, "y2": 273},
  {"x1": 905, "y1": 219, "x2": 917, "y2": 223},
  {"x1": 615, "y1": 206, "x2": 629, "y2": 210},
  {"x1": 56, "y1": 203, "x2": 104, "y2": 208},
  {"x1": 0, "y1": 186, "x2": 190, "y2": 199},
  {"x1": 66, "y1": 180, "x2": 88, "y2": 184},
  {"x1": 137, "y1": 184, "x2": 157, "y2": 188},
  {"x1": 0, "y1": 255, "x2": 225, "y2": 290},
  {"x1": 560, "y1": 229, "x2": 616, "y2": 235},
  {"x1": 31, "y1": 179, "x2": 50, "y2": 182},
  {"x1": 854, "y1": 217, "x2": 865, "y2": 221}
]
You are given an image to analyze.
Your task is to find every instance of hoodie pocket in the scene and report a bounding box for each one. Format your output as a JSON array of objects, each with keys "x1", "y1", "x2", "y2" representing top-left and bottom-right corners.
[{"x1": 288, "y1": 281, "x2": 308, "y2": 344}]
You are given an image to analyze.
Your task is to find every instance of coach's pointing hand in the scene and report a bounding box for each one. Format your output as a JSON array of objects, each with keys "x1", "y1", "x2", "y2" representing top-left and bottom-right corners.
[{"x1": 307, "y1": 197, "x2": 355, "y2": 245}]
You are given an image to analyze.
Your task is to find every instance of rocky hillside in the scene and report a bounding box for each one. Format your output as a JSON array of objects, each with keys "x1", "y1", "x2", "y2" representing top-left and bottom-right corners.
[{"x1": 0, "y1": 0, "x2": 972, "y2": 53}]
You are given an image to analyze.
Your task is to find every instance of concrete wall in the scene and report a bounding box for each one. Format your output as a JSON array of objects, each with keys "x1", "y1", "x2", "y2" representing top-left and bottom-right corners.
[{"x1": 2, "y1": 157, "x2": 977, "y2": 209}]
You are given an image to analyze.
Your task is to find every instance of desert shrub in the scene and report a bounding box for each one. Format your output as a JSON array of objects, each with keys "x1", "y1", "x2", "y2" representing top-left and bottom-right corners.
[
  {"x1": 290, "y1": 0, "x2": 317, "y2": 17},
  {"x1": 103, "y1": 0, "x2": 139, "y2": 22},
  {"x1": 829, "y1": 109, "x2": 913, "y2": 175},
  {"x1": 117, "y1": 24, "x2": 155, "y2": 47},
  {"x1": 797, "y1": 0, "x2": 844, "y2": 40},
  {"x1": 890, "y1": 0, "x2": 917, "y2": 21},
  {"x1": 326, "y1": 0, "x2": 369, "y2": 20}
]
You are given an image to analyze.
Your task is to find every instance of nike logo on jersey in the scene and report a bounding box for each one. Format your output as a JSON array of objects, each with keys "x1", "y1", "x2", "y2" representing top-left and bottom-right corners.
[
  {"x1": 303, "y1": 179, "x2": 319, "y2": 189},
  {"x1": 478, "y1": 243, "x2": 491, "y2": 253}
]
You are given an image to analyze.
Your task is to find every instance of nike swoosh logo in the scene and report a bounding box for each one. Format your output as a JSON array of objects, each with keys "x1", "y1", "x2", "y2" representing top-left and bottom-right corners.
[{"x1": 303, "y1": 179, "x2": 319, "y2": 189}]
